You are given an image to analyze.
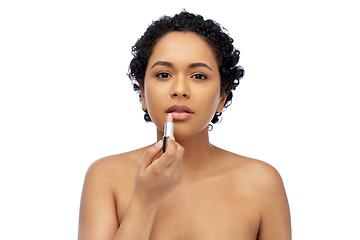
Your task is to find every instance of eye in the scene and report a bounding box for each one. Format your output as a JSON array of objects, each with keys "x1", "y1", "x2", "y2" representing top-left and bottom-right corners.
[
  {"x1": 156, "y1": 72, "x2": 171, "y2": 79},
  {"x1": 191, "y1": 73, "x2": 207, "y2": 80}
]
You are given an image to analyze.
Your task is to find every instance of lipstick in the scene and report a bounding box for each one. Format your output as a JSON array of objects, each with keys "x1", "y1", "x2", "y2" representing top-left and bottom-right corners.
[{"x1": 163, "y1": 113, "x2": 174, "y2": 153}]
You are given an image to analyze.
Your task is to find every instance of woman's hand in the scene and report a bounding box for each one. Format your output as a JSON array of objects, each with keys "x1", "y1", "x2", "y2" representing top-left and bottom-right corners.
[{"x1": 132, "y1": 136, "x2": 184, "y2": 209}]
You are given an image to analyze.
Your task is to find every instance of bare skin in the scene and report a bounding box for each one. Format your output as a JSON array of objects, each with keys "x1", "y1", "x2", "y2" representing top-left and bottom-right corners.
[{"x1": 78, "y1": 32, "x2": 291, "y2": 240}]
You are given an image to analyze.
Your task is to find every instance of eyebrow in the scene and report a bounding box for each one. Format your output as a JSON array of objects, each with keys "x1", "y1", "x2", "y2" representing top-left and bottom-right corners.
[
  {"x1": 151, "y1": 61, "x2": 212, "y2": 71},
  {"x1": 189, "y1": 62, "x2": 212, "y2": 71},
  {"x1": 151, "y1": 61, "x2": 173, "y2": 69}
]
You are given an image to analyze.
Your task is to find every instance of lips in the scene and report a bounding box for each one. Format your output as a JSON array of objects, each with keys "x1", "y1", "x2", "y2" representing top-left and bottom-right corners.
[
  {"x1": 166, "y1": 105, "x2": 194, "y2": 114},
  {"x1": 166, "y1": 105, "x2": 194, "y2": 121}
]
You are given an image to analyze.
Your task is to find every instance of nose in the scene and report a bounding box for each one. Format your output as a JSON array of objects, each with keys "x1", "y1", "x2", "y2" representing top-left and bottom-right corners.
[{"x1": 170, "y1": 76, "x2": 190, "y2": 99}]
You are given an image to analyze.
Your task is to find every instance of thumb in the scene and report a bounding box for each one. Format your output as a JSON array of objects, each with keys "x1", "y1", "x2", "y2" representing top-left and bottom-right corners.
[{"x1": 138, "y1": 140, "x2": 163, "y2": 171}]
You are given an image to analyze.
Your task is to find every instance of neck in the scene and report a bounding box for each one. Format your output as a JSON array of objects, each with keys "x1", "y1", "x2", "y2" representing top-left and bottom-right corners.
[{"x1": 157, "y1": 125, "x2": 216, "y2": 182}]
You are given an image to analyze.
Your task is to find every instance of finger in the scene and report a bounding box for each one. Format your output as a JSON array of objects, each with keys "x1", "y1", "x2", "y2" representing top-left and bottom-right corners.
[
  {"x1": 138, "y1": 140, "x2": 163, "y2": 171},
  {"x1": 168, "y1": 142, "x2": 184, "y2": 169},
  {"x1": 154, "y1": 136, "x2": 177, "y2": 170}
]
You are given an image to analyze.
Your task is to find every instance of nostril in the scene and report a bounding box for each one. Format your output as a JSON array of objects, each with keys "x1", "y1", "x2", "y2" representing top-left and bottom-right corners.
[{"x1": 171, "y1": 91, "x2": 189, "y2": 98}]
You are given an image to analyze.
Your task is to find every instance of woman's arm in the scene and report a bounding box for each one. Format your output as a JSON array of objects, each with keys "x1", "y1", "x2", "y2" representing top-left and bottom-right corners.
[
  {"x1": 78, "y1": 137, "x2": 184, "y2": 240},
  {"x1": 257, "y1": 163, "x2": 292, "y2": 240},
  {"x1": 78, "y1": 159, "x2": 119, "y2": 240}
]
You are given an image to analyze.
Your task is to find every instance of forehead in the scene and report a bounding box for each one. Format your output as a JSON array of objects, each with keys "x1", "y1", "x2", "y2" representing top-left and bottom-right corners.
[{"x1": 147, "y1": 31, "x2": 218, "y2": 69}]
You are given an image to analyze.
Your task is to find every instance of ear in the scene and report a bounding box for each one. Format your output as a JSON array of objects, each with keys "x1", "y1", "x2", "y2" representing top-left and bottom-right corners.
[
  {"x1": 216, "y1": 92, "x2": 227, "y2": 113},
  {"x1": 140, "y1": 86, "x2": 147, "y2": 111}
]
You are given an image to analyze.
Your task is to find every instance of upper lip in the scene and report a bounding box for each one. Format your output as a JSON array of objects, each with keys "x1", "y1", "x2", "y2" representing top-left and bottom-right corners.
[{"x1": 166, "y1": 105, "x2": 194, "y2": 114}]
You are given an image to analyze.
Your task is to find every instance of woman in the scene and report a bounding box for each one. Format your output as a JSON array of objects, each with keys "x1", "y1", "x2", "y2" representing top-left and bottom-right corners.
[{"x1": 79, "y1": 11, "x2": 291, "y2": 240}]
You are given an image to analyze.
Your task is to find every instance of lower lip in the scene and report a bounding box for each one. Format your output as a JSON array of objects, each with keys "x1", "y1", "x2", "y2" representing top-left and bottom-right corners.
[{"x1": 170, "y1": 112, "x2": 193, "y2": 121}]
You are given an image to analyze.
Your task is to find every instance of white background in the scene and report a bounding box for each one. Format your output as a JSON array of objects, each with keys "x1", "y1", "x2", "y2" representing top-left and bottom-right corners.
[{"x1": 1, "y1": 0, "x2": 359, "y2": 239}]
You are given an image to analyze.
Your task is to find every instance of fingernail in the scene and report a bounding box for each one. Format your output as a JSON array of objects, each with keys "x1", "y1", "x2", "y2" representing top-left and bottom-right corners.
[
  {"x1": 155, "y1": 140, "x2": 162, "y2": 147},
  {"x1": 170, "y1": 136, "x2": 175, "y2": 141}
]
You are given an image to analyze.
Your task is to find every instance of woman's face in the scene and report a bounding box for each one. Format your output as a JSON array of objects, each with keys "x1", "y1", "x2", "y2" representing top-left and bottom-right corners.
[{"x1": 141, "y1": 31, "x2": 226, "y2": 140}]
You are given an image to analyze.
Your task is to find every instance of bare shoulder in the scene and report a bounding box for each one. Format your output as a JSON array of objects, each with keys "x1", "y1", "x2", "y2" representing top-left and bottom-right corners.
[
  {"x1": 81, "y1": 145, "x2": 150, "y2": 199},
  {"x1": 216, "y1": 148, "x2": 291, "y2": 239},
  {"x1": 214, "y1": 147, "x2": 286, "y2": 197},
  {"x1": 241, "y1": 155, "x2": 284, "y2": 188},
  {"x1": 217, "y1": 147, "x2": 282, "y2": 180},
  {"x1": 79, "y1": 146, "x2": 150, "y2": 240},
  {"x1": 85, "y1": 146, "x2": 148, "y2": 182},
  {"x1": 80, "y1": 145, "x2": 151, "y2": 214}
]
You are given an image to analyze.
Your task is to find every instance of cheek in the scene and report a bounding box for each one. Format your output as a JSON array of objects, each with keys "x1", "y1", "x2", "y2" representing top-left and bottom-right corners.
[
  {"x1": 144, "y1": 82, "x2": 167, "y2": 123},
  {"x1": 145, "y1": 80, "x2": 167, "y2": 100},
  {"x1": 204, "y1": 83, "x2": 221, "y2": 105},
  {"x1": 194, "y1": 86, "x2": 221, "y2": 116}
]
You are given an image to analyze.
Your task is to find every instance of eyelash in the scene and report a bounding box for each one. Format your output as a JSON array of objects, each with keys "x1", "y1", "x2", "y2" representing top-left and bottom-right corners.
[
  {"x1": 156, "y1": 72, "x2": 171, "y2": 79},
  {"x1": 191, "y1": 73, "x2": 207, "y2": 80},
  {"x1": 156, "y1": 72, "x2": 207, "y2": 80}
]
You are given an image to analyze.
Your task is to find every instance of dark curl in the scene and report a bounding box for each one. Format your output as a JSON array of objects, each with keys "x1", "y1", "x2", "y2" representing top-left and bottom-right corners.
[{"x1": 128, "y1": 11, "x2": 244, "y2": 124}]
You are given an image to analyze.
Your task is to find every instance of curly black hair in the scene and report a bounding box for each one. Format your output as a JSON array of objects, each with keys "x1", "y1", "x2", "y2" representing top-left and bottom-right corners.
[{"x1": 128, "y1": 10, "x2": 244, "y2": 124}]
